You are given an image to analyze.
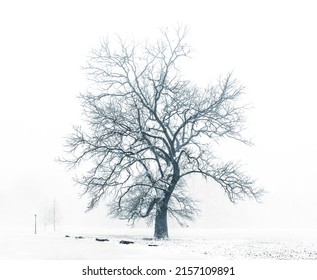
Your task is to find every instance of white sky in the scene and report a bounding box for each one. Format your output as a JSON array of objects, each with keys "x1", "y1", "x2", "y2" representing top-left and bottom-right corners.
[{"x1": 0, "y1": 0, "x2": 317, "y2": 232}]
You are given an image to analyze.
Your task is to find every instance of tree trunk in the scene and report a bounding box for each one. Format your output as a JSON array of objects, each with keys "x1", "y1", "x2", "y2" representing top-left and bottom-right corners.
[{"x1": 154, "y1": 201, "x2": 168, "y2": 240}]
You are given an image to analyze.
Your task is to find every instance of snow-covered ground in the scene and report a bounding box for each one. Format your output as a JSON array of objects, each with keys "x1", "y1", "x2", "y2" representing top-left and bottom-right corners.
[{"x1": 1, "y1": 227, "x2": 317, "y2": 260}]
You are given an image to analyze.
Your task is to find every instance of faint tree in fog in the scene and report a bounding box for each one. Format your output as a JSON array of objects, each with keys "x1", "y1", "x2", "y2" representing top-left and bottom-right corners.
[
  {"x1": 60, "y1": 26, "x2": 263, "y2": 239},
  {"x1": 42, "y1": 199, "x2": 59, "y2": 232}
]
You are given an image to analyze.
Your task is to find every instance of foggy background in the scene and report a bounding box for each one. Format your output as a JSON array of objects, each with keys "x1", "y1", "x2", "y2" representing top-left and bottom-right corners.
[{"x1": 1, "y1": 0, "x2": 316, "y2": 233}]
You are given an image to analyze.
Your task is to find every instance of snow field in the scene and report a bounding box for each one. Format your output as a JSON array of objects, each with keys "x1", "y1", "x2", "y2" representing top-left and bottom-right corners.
[{"x1": 1, "y1": 228, "x2": 316, "y2": 260}]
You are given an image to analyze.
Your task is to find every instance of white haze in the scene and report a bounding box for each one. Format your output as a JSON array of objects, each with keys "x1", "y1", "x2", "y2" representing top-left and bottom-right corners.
[{"x1": 0, "y1": 0, "x2": 317, "y2": 234}]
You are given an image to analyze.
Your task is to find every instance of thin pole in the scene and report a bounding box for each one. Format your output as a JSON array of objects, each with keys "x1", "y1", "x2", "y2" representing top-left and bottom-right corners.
[{"x1": 34, "y1": 214, "x2": 37, "y2": 235}]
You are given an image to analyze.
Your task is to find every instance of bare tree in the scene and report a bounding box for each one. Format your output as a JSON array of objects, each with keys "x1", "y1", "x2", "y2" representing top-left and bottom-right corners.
[
  {"x1": 42, "y1": 199, "x2": 60, "y2": 232},
  {"x1": 60, "y1": 27, "x2": 263, "y2": 239}
]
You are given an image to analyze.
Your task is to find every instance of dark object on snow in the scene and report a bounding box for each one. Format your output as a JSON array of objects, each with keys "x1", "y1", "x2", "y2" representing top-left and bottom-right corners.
[
  {"x1": 95, "y1": 238, "x2": 109, "y2": 242},
  {"x1": 75, "y1": 236, "x2": 84, "y2": 239},
  {"x1": 65, "y1": 235, "x2": 70, "y2": 238},
  {"x1": 142, "y1": 237, "x2": 153, "y2": 241},
  {"x1": 148, "y1": 244, "x2": 159, "y2": 247},
  {"x1": 119, "y1": 240, "x2": 134, "y2": 245}
]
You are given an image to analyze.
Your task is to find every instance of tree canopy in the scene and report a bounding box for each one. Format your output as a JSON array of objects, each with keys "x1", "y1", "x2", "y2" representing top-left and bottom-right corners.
[{"x1": 60, "y1": 27, "x2": 263, "y2": 239}]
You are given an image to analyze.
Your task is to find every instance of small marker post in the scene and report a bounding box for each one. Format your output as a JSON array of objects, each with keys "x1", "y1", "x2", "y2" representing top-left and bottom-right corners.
[{"x1": 34, "y1": 214, "x2": 37, "y2": 235}]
